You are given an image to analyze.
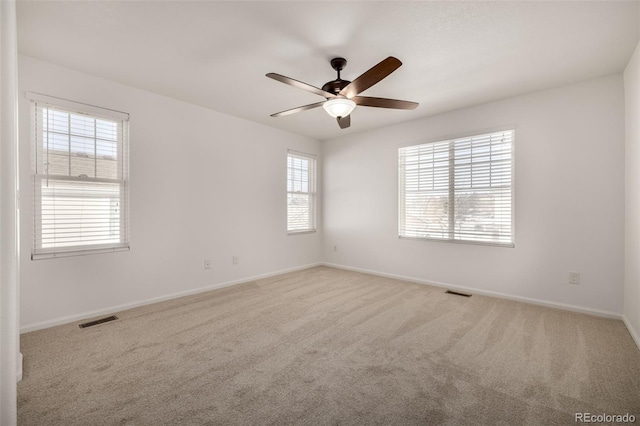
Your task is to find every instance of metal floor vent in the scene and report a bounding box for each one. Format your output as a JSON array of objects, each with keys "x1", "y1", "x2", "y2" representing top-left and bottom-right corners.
[
  {"x1": 79, "y1": 315, "x2": 118, "y2": 329},
  {"x1": 445, "y1": 290, "x2": 472, "y2": 298}
]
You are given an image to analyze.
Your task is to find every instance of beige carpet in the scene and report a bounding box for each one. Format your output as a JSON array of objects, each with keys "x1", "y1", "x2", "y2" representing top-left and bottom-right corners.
[{"x1": 18, "y1": 266, "x2": 640, "y2": 425}]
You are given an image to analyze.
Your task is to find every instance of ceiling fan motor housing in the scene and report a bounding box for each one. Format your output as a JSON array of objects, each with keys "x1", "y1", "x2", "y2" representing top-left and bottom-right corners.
[{"x1": 322, "y1": 79, "x2": 351, "y2": 95}]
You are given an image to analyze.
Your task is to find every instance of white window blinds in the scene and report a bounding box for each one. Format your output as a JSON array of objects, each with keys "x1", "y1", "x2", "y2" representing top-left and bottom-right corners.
[
  {"x1": 30, "y1": 94, "x2": 130, "y2": 259},
  {"x1": 287, "y1": 151, "x2": 316, "y2": 234},
  {"x1": 399, "y1": 129, "x2": 514, "y2": 246}
]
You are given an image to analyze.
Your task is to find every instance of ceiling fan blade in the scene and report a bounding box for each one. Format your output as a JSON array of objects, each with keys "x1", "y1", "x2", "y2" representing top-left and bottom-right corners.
[
  {"x1": 339, "y1": 57, "x2": 402, "y2": 99},
  {"x1": 337, "y1": 115, "x2": 351, "y2": 129},
  {"x1": 266, "y1": 73, "x2": 336, "y2": 99},
  {"x1": 353, "y1": 96, "x2": 418, "y2": 110},
  {"x1": 270, "y1": 101, "x2": 325, "y2": 117}
]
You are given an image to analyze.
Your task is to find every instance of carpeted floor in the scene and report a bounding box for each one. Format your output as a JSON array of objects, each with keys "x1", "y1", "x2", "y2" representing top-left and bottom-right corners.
[{"x1": 18, "y1": 266, "x2": 640, "y2": 425}]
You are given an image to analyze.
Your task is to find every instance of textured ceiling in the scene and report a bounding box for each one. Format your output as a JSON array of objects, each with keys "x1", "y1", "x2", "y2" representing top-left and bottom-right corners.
[{"x1": 16, "y1": 1, "x2": 639, "y2": 141}]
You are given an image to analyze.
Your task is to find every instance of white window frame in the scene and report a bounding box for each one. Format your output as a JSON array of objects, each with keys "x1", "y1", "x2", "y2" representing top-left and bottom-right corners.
[
  {"x1": 287, "y1": 150, "x2": 316, "y2": 234},
  {"x1": 398, "y1": 128, "x2": 515, "y2": 247},
  {"x1": 29, "y1": 92, "x2": 130, "y2": 259}
]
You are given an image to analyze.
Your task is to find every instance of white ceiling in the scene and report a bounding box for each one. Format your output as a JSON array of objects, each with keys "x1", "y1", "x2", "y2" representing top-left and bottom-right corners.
[{"x1": 16, "y1": 1, "x2": 639, "y2": 141}]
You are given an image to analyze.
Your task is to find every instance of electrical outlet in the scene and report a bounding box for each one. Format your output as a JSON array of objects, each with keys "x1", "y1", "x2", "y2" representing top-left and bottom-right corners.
[
  {"x1": 232, "y1": 256, "x2": 238, "y2": 265},
  {"x1": 204, "y1": 260, "x2": 211, "y2": 270},
  {"x1": 569, "y1": 272, "x2": 580, "y2": 285}
]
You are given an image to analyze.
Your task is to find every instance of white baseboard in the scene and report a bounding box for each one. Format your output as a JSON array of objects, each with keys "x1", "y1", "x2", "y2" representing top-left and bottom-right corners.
[
  {"x1": 622, "y1": 316, "x2": 640, "y2": 351},
  {"x1": 322, "y1": 262, "x2": 623, "y2": 320},
  {"x1": 17, "y1": 352, "x2": 23, "y2": 382},
  {"x1": 20, "y1": 262, "x2": 322, "y2": 333},
  {"x1": 22, "y1": 261, "x2": 629, "y2": 336}
]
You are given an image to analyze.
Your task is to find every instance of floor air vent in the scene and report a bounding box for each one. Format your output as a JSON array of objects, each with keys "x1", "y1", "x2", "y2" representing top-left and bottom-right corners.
[
  {"x1": 445, "y1": 290, "x2": 472, "y2": 298},
  {"x1": 79, "y1": 315, "x2": 118, "y2": 329}
]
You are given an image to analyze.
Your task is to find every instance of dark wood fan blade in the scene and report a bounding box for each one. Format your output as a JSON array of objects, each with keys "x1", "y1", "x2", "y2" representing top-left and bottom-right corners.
[
  {"x1": 353, "y1": 96, "x2": 418, "y2": 110},
  {"x1": 270, "y1": 101, "x2": 324, "y2": 117},
  {"x1": 337, "y1": 115, "x2": 351, "y2": 129},
  {"x1": 339, "y1": 57, "x2": 402, "y2": 99},
  {"x1": 266, "y1": 73, "x2": 336, "y2": 99}
]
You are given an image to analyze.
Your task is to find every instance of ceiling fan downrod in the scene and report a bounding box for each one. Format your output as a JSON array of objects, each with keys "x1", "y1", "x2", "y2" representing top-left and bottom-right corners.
[{"x1": 322, "y1": 57, "x2": 351, "y2": 96}]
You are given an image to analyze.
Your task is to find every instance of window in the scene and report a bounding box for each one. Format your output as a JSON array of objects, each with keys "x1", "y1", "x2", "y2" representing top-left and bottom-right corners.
[
  {"x1": 399, "y1": 129, "x2": 514, "y2": 246},
  {"x1": 287, "y1": 151, "x2": 316, "y2": 234},
  {"x1": 30, "y1": 93, "x2": 130, "y2": 259}
]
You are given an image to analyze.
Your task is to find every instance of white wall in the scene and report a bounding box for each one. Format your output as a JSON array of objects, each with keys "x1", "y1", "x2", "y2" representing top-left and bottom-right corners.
[
  {"x1": 624, "y1": 42, "x2": 640, "y2": 346},
  {"x1": 19, "y1": 56, "x2": 321, "y2": 331},
  {"x1": 323, "y1": 75, "x2": 625, "y2": 316}
]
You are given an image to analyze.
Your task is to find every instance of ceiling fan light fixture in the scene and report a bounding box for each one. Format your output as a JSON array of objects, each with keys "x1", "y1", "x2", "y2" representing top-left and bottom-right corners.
[{"x1": 323, "y1": 98, "x2": 356, "y2": 118}]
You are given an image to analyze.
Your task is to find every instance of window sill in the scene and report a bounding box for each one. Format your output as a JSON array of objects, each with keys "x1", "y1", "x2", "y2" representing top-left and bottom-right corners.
[
  {"x1": 398, "y1": 235, "x2": 514, "y2": 248},
  {"x1": 32, "y1": 245, "x2": 130, "y2": 260},
  {"x1": 288, "y1": 230, "x2": 317, "y2": 236}
]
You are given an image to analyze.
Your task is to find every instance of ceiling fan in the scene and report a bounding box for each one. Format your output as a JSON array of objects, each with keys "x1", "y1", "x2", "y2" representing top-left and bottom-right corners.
[{"x1": 266, "y1": 56, "x2": 418, "y2": 129}]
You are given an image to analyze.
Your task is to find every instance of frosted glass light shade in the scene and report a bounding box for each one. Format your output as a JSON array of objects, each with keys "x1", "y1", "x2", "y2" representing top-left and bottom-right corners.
[{"x1": 322, "y1": 98, "x2": 356, "y2": 118}]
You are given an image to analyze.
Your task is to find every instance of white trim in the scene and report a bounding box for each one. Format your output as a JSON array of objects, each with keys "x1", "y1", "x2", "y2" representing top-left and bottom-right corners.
[
  {"x1": 16, "y1": 353, "x2": 22, "y2": 382},
  {"x1": 622, "y1": 316, "x2": 640, "y2": 351},
  {"x1": 20, "y1": 263, "x2": 322, "y2": 333},
  {"x1": 1, "y1": 2, "x2": 20, "y2": 425},
  {"x1": 322, "y1": 262, "x2": 622, "y2": 320},
  {"x1": 26, "y1": 91, "x2": 129, "y2": 121}
]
